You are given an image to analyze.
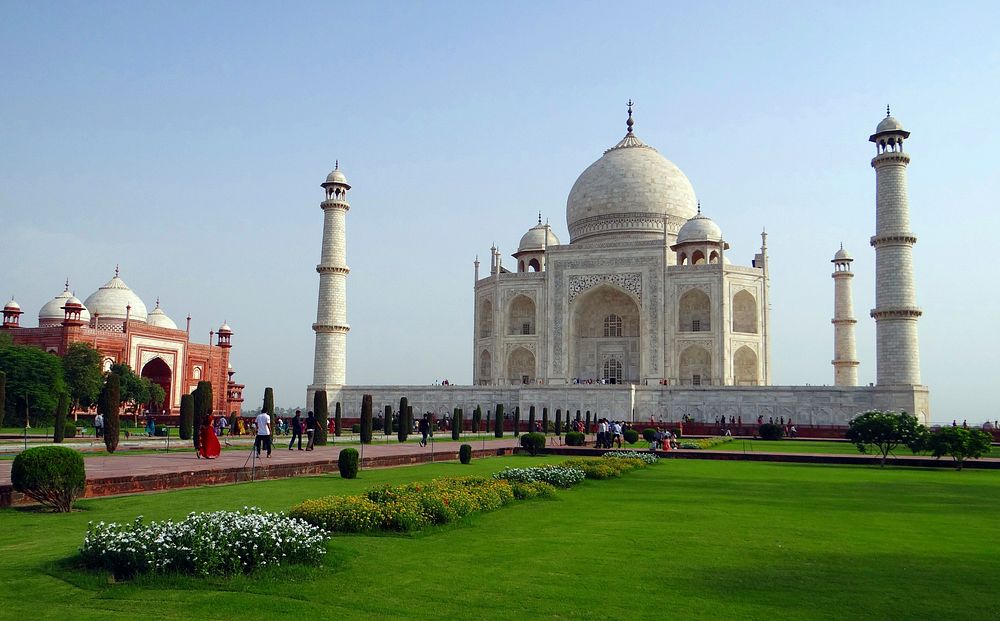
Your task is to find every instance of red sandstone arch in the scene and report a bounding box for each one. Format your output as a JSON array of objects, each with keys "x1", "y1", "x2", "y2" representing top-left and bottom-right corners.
[{"x1": 141, "y1": 357, "x2": 172, "y2": 414}]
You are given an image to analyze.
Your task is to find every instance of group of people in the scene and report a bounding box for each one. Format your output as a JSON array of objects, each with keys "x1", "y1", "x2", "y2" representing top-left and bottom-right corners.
[{"x1": 594, "y1": 418, "x2": 625, "y2": 449}]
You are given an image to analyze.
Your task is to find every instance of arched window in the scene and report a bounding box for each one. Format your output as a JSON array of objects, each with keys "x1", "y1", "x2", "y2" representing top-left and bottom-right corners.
[
  {"x1": 732, "y1": 290, "x2": 758, "y2": 333},
  {"x1": 528, "y1": 258, "x2": 541, "y2": 272},
  {"x1": 602, "y1": 357, "x2": 623, "y2": 384},
  {"x1": 478, "y1": 300, "x2": 493, "y2": 338},
  {"x1": 603, "y1": 314, "x2": 623, "y2": 337},
  {"x1": 678, "y1": 289, "x2": 711, "y2": 332},
  {"x1": 692, "y1": 250, "x2": 706, "y2": 265},
  {"x1": 193, "y1": 366, "x2": 202, "y2": 380},
  {"x1": 479, "y1": 350, "x2": 492, "y2": 384},
  {"x1": 508, "y1": 295, "x2": 536, "y2": 335}
]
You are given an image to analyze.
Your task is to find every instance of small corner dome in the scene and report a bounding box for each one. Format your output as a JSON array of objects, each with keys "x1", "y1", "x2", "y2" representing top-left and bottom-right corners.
[
  {"x1": 876, "y1": 115, "x2": 904, "y2": 134},
  {"x1": 834, "y1": 247, "x2": 853, "y2": 261},
  {"x1": 83, "y1": 272, "x2": 148, "y2": 322},
  {"x1": 517, "y1": 223, "x2": 560, "y2": 253},
  {"x1": 146, "y1": 302, "x2": 178, "y2": 330},
  {"x1": 676, "y1": 213, "x2": 723, "y2": 244},
  {"x1": 4, "y1": 298, "x2": 21, "y2": 312},
  {"x1": 218, "y1": 322, "x2": 232, "y2": 333},
  {"x1": 325, "y1": 169, "x2": 347, "y2": 184}
]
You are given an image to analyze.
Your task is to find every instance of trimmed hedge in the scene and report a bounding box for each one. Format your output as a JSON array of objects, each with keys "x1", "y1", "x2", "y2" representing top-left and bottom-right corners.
[
  {"x1": 519, "y1": 432, "x2": 546, "y2": 456},
  {"x1": 642, "y1": 428, "x2": 658, "y2": 443},
  {"x1": 758, "y1": 423, "x2": 784, "y2": 440},
  {"x1": 338, "y1": 448, "x2": 359, "y2": 479},
  {"x1": 565, "y1": 431, "x2": 586, "y2": 446},
  {"x1": 459, "y1": 444, "x2": 472, "y2": 464},
  {"x1": 623, "y1": 429, "x2": 640, "y2": 445},
  {"x1": 360, "y1": 394, "x2": 373, "y2": 444},
  {"x1": 11, "y1": 445, "x2": 85, "y2": 512},
  {"x1": 63, "y1": 421, "x2": 77, "y2": 439},
  {"x1": 494, "y1": 404, "x2": 504, "y2": 438}
]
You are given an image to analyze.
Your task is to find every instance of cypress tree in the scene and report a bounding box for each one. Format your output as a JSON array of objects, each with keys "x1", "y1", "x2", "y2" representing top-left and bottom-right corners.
[
  {"x1": 54, "y1": 392, "x2": 69, "y2": 443},
  {"x1": 99, "y1": 373, "x2": 121, "y2": 453},
  {"x1": 397, "y1": 397, "x2": 409, "y2": 442},
  {"x1": 405, "y1": 405, "x2": 413, "y2": 441},
  {"x1": 528, "y1": 406, "x2": 536, "y2": 432},
  {"x1": 576, "y1": 410, "x2": 582, "y2": 424},
  {"x1": 384, "y1": 405, "x2": 392, "y2": 436},
  {"x1": 472, "y1": 405, "x2": 482, "y2": 434},
  {"x1": 263, "y1": 387, "x2": 275, "y2": 442},
  {"x1": 360, "y1": 394, "x2": 373, "y2": 443},
  {"x1": 486, "y1": 411, "x2": 491, "y2": 434},
  {"x1": 452, "y1": 408, "x2": 462, "y2": 441},
  {"x1": 555, "y1": 409, "x2": 562, "y2": 438},
  {"x1": 514, "y1": 406, "x2": 521, "y2": 437},
  {"x1": 192, "y1": 380, "x2": 212, "y2": 449},
  {"x1": 586, "y1": 411, "x2": 591, "y2": 433},
  {"x1": 334, "y1": 401, "x2": 342, "y2": 437},
  {"x1": 0, "y1": 370, "x2": 6, "y2": 427},
  {"x1": 179, "y1": 394, "x2": 194, "y2": 440},
  {"x1": 313, "y1": 390, "x2": 329, "y2": 446},
  {"x1": 542, "y1": 407, "x2": 549, "y2": 435},
  {"x1": 495, "y1": 404, "x2": 504, "y2": 438}
]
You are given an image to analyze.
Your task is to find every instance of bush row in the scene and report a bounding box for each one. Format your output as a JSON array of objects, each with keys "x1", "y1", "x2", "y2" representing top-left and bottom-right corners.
[
  {"x1": 80, "y1": 508, "x2": 328, "y2": 578},
  {"x1": 492, "y1": 465, "x2": 586, "y2": 488},
  {"x1": 678, "y1": 436, "x2": 734, "y2": 450},
  {"x1": 290, "y1": 476, "x2": 515, "y2": 533}
]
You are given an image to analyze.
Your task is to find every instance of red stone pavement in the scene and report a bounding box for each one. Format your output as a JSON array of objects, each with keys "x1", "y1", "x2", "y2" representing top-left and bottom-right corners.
[{"x1": 0, "y1": 437, "x2": 523, "y2": 488}]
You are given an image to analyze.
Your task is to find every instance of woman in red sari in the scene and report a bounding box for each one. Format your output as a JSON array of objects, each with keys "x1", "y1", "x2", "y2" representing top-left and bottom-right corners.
[{"x1": 199, "y1": 414, "x2": 222, "y2": 459}]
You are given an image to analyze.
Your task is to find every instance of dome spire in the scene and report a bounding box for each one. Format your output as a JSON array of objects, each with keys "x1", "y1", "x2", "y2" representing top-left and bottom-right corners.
[
  {"x1": 697, "y1": 200, "x2": 702, "y2": 215},
  {"x1": 64, "y1": 278, "x2": 70, "y2": 292},
  {"x1": 886, "y1": 104, "x2": 891, "y2": 117},
  {"x1": 114, "y1": 264, "x2": 120, "y2": 278},
  {"x1": 626, "y1": 99, "x2": 634, "y2": 134},
  {"x1": 538, "y1": 211, "x2": 542, "y2": 225}
]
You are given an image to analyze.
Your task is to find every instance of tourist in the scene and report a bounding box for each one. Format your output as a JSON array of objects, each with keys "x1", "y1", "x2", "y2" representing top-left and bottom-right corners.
[
  {"x1": 198, "y1": 413, "x2": 221, "y2": 459},
  {"x1": 254, "y1": 409, "x2": 272, "y2": 458},
  {"x1": 94, "y1": 412, "x2": 104, "y2": 438},
  {"x1": 219, "y1": 415, "x2": 229, "y2": 436},
  {"x1": 305, "y1": 410, "x2": 317, "y2": 450},
  {"x1": 419, "y1": 414, "x2": 430, "y2": 447},
  {"x1": 145, "y1": 412, "x2": 155, "y2": 437},
  {"x1": 612, "y1": 421, "x2": 623, "y2": 448},
  {"x1": 789, "y1": 425, "x2": 797, "y2": 438},
  {"x1": 289, "y1": 410, "x2": 303, "y2": 450}
]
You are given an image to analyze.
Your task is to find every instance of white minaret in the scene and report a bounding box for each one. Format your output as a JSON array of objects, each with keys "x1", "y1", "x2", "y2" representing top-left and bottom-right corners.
[
  {"x1": 831, "y1": 245, "x2": 859, "y2": 386},
  {"x1": 310, "y1": 162, "x2": 351, "y2": 391},
  {"x1": 869, "y1": 108, "x2": 921, "y2": 385}
]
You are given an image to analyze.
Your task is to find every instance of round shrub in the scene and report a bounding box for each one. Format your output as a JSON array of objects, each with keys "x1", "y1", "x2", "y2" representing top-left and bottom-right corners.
[
  {"x1": 11, "y1": 446, "x2": 85, "y2": 512},
  {"x1": 338, "y1": 448, "x2": 359, "y2": 479},
  {"x1": 63, "y1": 421, "x2": 78, "y2": 439},
  {"x1": 519, "y1": 432, "x2": 546, "y2": 456},
  {"x1": 642, "y1": 428, "x2": 657, "y2": 443},
  {"x1": 758, "y1": 423, "x2": 784, "y2": 440},
  {"x1": 623, "y1": 429, "x2": 640, "y2": 445},
  {"x1": 351, "y1": 423, "x2": 361, "y2": 434},
  {"x1": 459, "y1": 444, "x2": 473, "y2": 465},
  {"x1": 565, "y1": 431, "x2": 585, "y2": 446}
]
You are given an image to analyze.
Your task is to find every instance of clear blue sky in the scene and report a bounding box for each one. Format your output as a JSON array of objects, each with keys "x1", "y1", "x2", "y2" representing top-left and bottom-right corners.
[{"x1": 2, "y1": 1, "x2": 997, "y2": 423}]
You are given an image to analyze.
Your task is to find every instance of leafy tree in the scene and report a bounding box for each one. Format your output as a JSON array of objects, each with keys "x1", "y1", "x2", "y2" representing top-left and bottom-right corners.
[
  {"x1": 472, "y1": 405, "x2": 482, "y2": 434},
  {"x1": 928, "y1": 427, "x2": 993, "y2": 470},
  {"x1": 494, "y1": 404, "x2": 504, "y2": 438},
  {"x1": 99, "y1": 373, "x2": 121, "y2": 453},
  {"x1": 0, "y1": 340, "x2": 65, "y2": 425},
  {"x1": 63, "y1": 343, "x2": 102, "y2": 413},
  {"x1": 53, "y1": 393, "x2": 69, "y2": 443},
  {"x1": 147, "y1": 381, "x2": 166, "y2": 413},
  {"x1": 397, "y1": 397, "x2": 409, "y2": 442},
  {"x1": 334, "y1": 401, "x2": 342, "y2": 437},
  {"x1": 179, "y1": 394, "x2": 194, "y2": 440},
  {"x1": 360, "y1": 394, "x2": 373, "y2": 443},
  {"x1": 263, "y1": 387, "x2": 276, "y2": 442},
  {"x1": 845, "y1": 410, "x2": 925, "y2": 467},
  {"x1": 109, "y1": 363, "x2": 148, "y2": 416},
  {"x1": 314, "y1": 390, "x2": 329, "y2": 446}
]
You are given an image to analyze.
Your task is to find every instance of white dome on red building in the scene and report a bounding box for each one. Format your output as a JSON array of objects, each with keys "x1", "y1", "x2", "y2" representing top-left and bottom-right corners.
[{"x1": 83, "y1": 269, "x2": 148, "y2": 323}]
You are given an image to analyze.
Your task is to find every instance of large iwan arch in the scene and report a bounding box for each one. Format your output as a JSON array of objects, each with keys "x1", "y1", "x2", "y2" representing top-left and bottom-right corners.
[{"x1": 569, "y1": 284, "x2": 640, "y2": 383}]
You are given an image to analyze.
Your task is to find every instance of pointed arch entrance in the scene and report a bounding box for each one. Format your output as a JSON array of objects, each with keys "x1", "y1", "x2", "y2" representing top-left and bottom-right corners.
[
  {"x1": 569, "y1": 284, "x2": 640, "y2": 383},
  {"x1": 141, "y1": 357, "x2": 172, "y2": 413}
]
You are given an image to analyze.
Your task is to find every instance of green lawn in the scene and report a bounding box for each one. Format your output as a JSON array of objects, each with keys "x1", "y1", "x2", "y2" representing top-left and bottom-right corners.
[
  {"x1": 1, "y1": 457, "x2": 998, "y2": 620},
  {"x1": 709, "y1": 438, "x2": 1000, "y2": 458}
]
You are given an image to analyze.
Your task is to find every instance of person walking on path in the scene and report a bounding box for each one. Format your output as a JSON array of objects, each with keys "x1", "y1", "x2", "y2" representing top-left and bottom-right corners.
[
  {"x1": 288, "y1": 410, "x2": 303, "y2": 450},
  {"x1": 255, "y1": 410, "x2": 272, "y2": 458},
  {"x1": 418, "y1": 414, "x2": 430, "y2": 447},
  {"x1": 305, "y1": 410, "x2": 317, "y2": 451},
  {"x1": 94, "y1": 412, "x2": 104, "y2": 438}
]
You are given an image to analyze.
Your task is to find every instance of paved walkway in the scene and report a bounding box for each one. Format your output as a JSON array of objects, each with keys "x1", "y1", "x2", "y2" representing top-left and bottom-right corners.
[{"x1": 0, "y1": 437, "x2": 522, "y2": 487}]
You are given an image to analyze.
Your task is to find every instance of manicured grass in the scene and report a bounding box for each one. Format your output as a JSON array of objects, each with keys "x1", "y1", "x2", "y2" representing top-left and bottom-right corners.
[
  {"x1": 1, "y1": 457, "x2": 998, "y2": 619},
  {"x1": 713, "y1": 438, "x2": 1000, "y2": 458}
]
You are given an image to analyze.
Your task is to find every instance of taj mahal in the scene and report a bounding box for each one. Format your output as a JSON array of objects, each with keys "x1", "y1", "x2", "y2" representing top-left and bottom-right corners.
[{"x1": 306, "y1": 104, "x2": 930, "y2": 426}]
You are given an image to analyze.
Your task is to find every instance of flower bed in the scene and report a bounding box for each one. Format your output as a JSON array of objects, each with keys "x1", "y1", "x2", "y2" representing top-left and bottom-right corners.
[
  {"x1": 509, "y1": 480, "x2": 558, "y2": 500},
  {"x1": 81, "y1": 507, "x2": 328, "y2": 578},
  {"x1": 290, "y1": 476, "x2": 515, "y2": 534},
  {"x1": 603, "y1": 451, "x2": 659, "y2": 465},
  {"x1": 679, "y1": 436, "x2": 734, "y2": 450},
  {"x1": 492, "y1": 465, "x2": 586, "y2": 488}
]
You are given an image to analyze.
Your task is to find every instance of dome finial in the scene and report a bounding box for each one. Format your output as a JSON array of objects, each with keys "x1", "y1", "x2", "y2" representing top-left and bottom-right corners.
[
  {"x1": 155, "y1": 296, "x2": 160, "y2": 308},
  {"x1": 886, "y1": 104, "x2": 891, "y2": 117},
  {"x1": 335, "y1": 159, "x2": 339, "y2": 170},
  {"x1": 626, "y1": 99, "x2": 634, "y2": 134},
  {"x1": 538, "y1": 211, "x2": 542, "y2": 225},
  {"x1": 114, "y1": 264, "x2": 120, "y2": 278},
  {"x1": 697, "y1": 200, "x2": 701, "y2": 215},
  {"x1": 64, "y1": 278, "x2": 70, "y2": 292}
]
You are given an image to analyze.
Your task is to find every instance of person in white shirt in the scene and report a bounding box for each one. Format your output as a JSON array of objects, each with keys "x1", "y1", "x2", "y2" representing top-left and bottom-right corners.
[
  {"x1": 94, "y1": 413, "x2": 104, "y2": 438},
  {"x1": 254, "y1": 411, "x2": 272, "y2": 458}
]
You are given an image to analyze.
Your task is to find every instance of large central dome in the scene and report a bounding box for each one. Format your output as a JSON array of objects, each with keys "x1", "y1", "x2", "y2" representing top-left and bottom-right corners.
[{"x1": 566, "y1": 112, "x2": 697, "y2": 244}]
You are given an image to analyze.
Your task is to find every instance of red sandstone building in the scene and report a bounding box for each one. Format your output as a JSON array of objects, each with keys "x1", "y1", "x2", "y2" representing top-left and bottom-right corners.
[{"x1": 2, "y1": 269, "x2": 244, "y2": 419}]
